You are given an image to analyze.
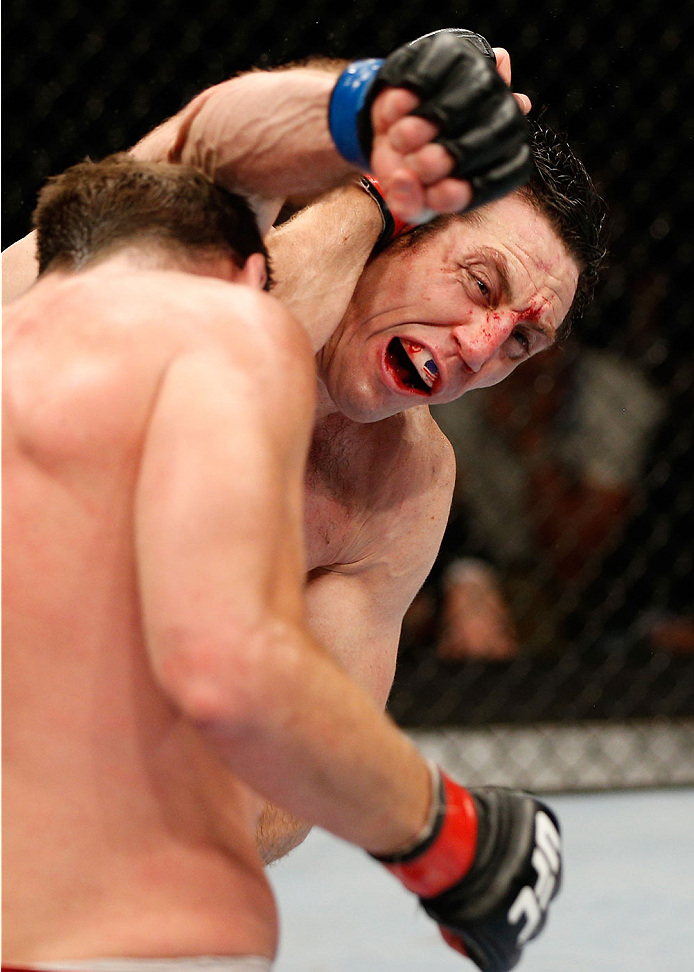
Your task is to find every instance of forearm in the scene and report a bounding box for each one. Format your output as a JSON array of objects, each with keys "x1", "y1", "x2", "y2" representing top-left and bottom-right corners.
[
  {"x1": 172, "y1": 619, "x2": 432, "y2": 858},
  {"x1": 2, "y1": 232, "x2": 39, "y2": 305},
  {"x1": 268, "y1": 182, "x2": 382, "y2": 349},
  {"x1": 132, "y1": 67, "x2": 357, "y2": 234}
]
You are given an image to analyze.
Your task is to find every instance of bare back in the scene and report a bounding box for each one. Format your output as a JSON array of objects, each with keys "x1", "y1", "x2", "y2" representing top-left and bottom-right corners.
[{"x1": 1, "y1": 269, "x2": 305, "y2": 961}]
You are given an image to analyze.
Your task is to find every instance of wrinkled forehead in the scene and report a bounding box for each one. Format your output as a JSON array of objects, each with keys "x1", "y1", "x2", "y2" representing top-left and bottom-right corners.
[
  {"x1": 450, "y1": 194, "x2": 572, "y2": 264},
  {"x1": 449, "y1": 197, "x2": 579, "y2": 323}
]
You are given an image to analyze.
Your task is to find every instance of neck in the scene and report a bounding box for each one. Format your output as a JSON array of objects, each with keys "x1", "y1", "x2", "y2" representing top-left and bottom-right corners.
[
  {"x1": 314, "y1": 375, "x2": 342, "y2": 423},
  {"x1": 69, "y1": 245, "x2": 239, "y2": 282}
]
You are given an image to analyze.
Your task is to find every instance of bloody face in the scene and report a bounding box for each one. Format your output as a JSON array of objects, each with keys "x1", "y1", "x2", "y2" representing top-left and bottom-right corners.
[{"x1": 316, "y1": 194, "x2": 580, "y2": 423}]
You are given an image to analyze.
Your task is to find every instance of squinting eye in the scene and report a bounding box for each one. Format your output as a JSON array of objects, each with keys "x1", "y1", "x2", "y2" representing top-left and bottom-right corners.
[
  {"x1": 476, "y1": 278, "x2": 490, "y2": 297},
  {"x1": 512, "y1": 329, "x2": 531, "y2": 353}
]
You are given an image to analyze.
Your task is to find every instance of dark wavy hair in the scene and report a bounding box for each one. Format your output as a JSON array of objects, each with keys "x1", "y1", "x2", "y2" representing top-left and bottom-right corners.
[
  {"x1": 33, "y1": 153, "x2": 271, "y2": 287},
  {"x1": 405, "y1": 117, "x2": 608, "y2": 337},
  {"x1": 519, "y1": 117, "x2": 608, "y2": 335}
]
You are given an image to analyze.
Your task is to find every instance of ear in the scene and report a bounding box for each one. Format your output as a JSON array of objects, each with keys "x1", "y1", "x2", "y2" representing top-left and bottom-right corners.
[{"x1": 238, "y1": 252, "x2": 268, "y2": 291}]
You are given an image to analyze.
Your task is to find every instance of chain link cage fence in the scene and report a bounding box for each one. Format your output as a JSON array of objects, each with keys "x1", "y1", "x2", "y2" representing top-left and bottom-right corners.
[{"x1": 3, "y1": 0, "x2": 693, "y2": 790}]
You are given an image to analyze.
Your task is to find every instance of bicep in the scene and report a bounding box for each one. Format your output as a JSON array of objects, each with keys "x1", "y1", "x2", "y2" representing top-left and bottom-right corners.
[
  {"x1": 304, "y1": 555, "x2": 434, "y2": 710},
  {"x1": 136, "y1": 345, "x2": 312, "y2": 675},
  {"x1": 303, "y1": 443, "x2": 456, "y2": 707}
]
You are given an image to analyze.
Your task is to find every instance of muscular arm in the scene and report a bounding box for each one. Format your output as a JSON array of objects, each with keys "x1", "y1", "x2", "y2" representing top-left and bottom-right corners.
[
  {"x1": 2, "y1": 67, "x2": 351, "y2": 305},
  {"x1": 131, "y1": 65, "x2": 356, "y2": 236},
  {"x1": 259, "y1": 416, "x2": 457, "y2": 863},
  {"x1": 2, "y1": 40, "x2": 529, "y2": 304},
  {"x1": 130, "y1": 47, "x2": 528, "y2": 230},
  {"x1": 267, "y1": 182, "x2": 383, "y2": 351},
  {"x1": 136, "y1": 291, "x2": 434, "y2": 857},
  {"x1": 0, "y1": 85, "x2": 423, "y2": 310}
]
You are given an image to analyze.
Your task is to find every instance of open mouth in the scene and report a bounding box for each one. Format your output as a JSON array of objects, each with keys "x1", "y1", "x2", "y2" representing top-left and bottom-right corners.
[{"x1": 386, "y1": 338, "x2": 439, "y2": 396}]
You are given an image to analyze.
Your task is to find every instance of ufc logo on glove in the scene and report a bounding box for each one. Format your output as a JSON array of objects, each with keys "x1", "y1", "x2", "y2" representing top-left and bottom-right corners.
[
  {"x1": 373, "y1": 768, "x2": 564, "y2": 972},
  {"x1": 508, "y1": 810, "x2": 562, "y2": 946}
]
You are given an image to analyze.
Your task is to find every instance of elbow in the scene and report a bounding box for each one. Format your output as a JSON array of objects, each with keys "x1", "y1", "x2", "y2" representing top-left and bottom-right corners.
[{"x1": 151, "y1": 619, "x2": 303, "y2": 735}]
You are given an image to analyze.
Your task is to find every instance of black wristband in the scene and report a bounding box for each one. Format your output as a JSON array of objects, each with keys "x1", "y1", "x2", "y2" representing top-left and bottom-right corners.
[
  {"x1": 357, "y1": 176, "x2": 396, "y2": 254},
  {"x1": 357, "y1": 176, "x2": 421, "y2": 255}
]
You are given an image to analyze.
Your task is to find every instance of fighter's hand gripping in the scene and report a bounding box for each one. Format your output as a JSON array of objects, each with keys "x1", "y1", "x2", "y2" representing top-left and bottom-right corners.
[
  {"x1": 372, "y1": 766, "x2": 562, "y2": 972},
  {"x1": 328, "y1": 29, "x2": 532, "y2": 219}
]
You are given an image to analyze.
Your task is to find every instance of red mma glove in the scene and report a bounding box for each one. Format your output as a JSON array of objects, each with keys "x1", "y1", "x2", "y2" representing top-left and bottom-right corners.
[{"x1": 372, "y1": 765, "x2": 562, "y2": 972}]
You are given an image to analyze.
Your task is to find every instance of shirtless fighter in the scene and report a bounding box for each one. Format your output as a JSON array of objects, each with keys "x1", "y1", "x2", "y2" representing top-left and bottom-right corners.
[{"x1": 3, "y1": 30, "x2": 604, "y2": 972}]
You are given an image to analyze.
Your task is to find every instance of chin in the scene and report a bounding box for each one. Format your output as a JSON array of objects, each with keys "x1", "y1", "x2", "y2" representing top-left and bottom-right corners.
[
  {"x1": 323, "y1": 367, "x2": 417, "y2": 424},
  {"x1": 326, "y1": 389, "x2": 389, "y2": 424},
  {"x1": 343, "y1": 395, "x2": 418, "y2": 424}
]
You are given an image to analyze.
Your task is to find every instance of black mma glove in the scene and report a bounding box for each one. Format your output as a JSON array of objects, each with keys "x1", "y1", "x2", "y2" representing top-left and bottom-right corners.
[
  {"x1": 372, "y1": 766, "x2": 562, "y2": 972},
  {"x1": 328, "y1": 28, "x2": 532, "y2": 210}
]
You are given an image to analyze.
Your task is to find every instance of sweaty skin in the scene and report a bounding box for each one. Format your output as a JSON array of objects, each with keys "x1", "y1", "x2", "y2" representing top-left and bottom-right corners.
[
  {"x1": 0, "y1": 64, "x2": 463, "y2": 956},
  {"x1": 2, "y1": 266, "x2": 307, "y2": 959}
]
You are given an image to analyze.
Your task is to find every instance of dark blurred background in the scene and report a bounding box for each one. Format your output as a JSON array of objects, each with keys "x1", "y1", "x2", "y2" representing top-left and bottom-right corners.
[{"x1": 3, "y1": 0, "x2": 693, "y2": 783}]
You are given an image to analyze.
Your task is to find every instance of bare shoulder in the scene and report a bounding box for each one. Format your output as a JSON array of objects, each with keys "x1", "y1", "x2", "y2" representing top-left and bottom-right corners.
[
  {"x1": 6, "y1": 267, "x2": 312, "y2": 374},
  {"x1": 100, "y1": 268, "x2": 307, "y2": 351},
  {"x1": 3, "y1": 268, "x2": 315, "y2": 458},
  {"x1": 1, "y1": 232, "x2": 38, "y2": 305},
  {"x1": 403, "y1": 404, "x2": 456, "y2": 476},
  {"x1": 373, "y1": 405, "x2": 456, "y2": 503}
]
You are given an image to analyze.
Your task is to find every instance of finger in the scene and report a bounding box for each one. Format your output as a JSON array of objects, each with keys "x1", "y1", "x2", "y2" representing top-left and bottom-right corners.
[
  {"x1": 387, "y1": 113, "x2": 439, "y2": 155},
  {"x1": 370, "y1": 134, "x2": 413, "y2": 186},
  {"x1": 371, "y1": 87, "x2": 421, "y2": 135},
  {"x1": 424, "y1": 178, "x2": 474, "y2": 214},
  {"x1": 493, "y1": 47, "x2": 512, "y2": 85},
  {"x1": 403, "y1": 143, "x2": 453, "y2": 184},
  {"x1": 514, "y1": 91, "x2": 532, "y2": 115},
  {"x1": 492, "y1": 47, "x2": 531, "y2": 113},
  {"x1": 383, "y1": 169, "x2": 428, "y2": 219}
]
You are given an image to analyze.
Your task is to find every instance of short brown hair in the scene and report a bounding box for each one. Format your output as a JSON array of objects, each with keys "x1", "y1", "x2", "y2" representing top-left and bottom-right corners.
[{"x1": 33, "y1": 153, "x2": 271, "y2": 285}]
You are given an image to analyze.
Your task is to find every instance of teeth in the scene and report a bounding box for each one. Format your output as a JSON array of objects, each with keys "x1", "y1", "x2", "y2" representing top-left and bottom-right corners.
[{"x1": 401, "y1": 339, "x2": 438, "y2": 388}]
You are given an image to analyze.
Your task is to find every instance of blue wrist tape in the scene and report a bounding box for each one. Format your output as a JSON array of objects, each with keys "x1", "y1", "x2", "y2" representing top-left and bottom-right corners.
[{"x1": 328, "y1": 58, "x2": 384, "y2": 170}]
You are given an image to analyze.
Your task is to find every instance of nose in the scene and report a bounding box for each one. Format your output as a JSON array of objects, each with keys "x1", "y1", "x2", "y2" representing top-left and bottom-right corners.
[{"x1": 451, "y1": 315, "x2": 514, "y2": 373}]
